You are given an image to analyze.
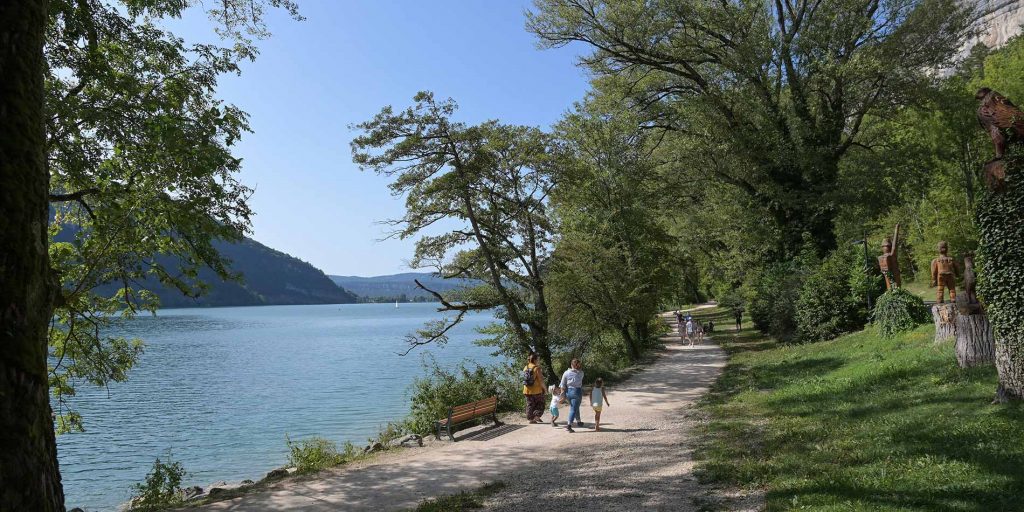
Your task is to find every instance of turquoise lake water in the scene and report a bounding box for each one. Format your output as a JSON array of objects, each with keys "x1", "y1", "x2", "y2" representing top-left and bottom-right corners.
[{"x1": 56, "y1": 303, "x2": 498, "y2": 511}]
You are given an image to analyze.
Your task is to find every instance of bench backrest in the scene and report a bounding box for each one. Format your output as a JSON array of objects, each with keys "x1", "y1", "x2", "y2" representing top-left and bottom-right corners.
[{"x1": 448, "y1": 396, "x2": 498, "y2": 423}]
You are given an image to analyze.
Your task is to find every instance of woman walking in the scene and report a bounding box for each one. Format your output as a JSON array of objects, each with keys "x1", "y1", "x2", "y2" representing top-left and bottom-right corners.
[
  {"x1": 559, "y1": 359, "x2": 585, "y2": 432},
  {"x1": 522, "y1": 353, "x2": 546, "y2": 423}
]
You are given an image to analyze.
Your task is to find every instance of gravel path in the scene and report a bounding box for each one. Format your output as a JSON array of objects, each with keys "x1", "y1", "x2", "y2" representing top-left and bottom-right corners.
[{"x1": 198, "y1": 308, "x2": 728, "y2": 511}]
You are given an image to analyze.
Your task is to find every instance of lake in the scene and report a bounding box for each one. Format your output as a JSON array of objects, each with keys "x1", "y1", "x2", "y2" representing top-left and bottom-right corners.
[{"x1": 56, "y1": 303, "x2": 499, "y2": 511}]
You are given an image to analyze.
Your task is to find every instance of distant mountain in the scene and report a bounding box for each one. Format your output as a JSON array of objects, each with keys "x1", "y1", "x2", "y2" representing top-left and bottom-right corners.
[
  {"x1": 89, "y1": 237, "x2": 358, "y2": 308},
  {"x1": 328, "y1": 272, "x2": 476, "y2": 301}
]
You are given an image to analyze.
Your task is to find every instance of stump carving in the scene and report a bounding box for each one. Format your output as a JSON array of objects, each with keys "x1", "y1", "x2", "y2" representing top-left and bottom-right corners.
[
  {"x1": 955, "y1": 312, "x2": 996, "y2": 368},
  {"x1": 931, "y1": 304, "x2": 957, "y2": 343}
]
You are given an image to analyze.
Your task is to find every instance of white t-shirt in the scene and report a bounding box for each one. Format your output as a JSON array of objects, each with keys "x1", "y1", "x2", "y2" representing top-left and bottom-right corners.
[
  {"x1": 591, "y1": 387, "x2": 604, "y2": 405},
  {"x1": 550, "y1": 394, "x2": 562, "y2": 408},
  {"x1": 685, "y1": 320, "x2": 694, "y2": 334}
]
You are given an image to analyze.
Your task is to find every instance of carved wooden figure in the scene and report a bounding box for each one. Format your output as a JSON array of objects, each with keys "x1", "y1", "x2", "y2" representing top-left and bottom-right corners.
[
  {"x1": 962, "y1": 254, "x2": 979, "y2": 305},
  {"x1": 931, "y1": 241, "x2": 957, "y2": 303},
  {"x1": 977, "y1": 88, "x2": 1024, "y2": 191},
  {"x1": 878, "y1": 224, "x2": 901, "y2": 290}
]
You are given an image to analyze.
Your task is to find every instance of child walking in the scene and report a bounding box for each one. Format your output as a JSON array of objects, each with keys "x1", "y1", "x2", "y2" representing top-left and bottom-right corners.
[
  {"x1": 591, "y1": 378, "x2": 611, "y2": 431},
  {"x1": 549, "y1": 385, "x2": 565, "y2": 427}
]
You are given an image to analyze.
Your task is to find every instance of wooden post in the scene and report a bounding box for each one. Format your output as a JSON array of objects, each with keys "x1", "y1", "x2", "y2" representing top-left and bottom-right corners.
[
  {"x1": 955, "y1": 306, "x2": 996, "y2": 368},
  {"x1": 932, "y1": 304, "x2": 957, "y2": 343}
]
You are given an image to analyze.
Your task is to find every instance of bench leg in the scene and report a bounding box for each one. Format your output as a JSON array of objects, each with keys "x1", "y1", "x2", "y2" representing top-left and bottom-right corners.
[
  {"x1": 435, "y1": 422, "x2": 441, "y2": 441},
  {"x1": 448, "y1": 422, "x2": 454, "y2": 442},
  {"x1": 492, "y1": 413, "x2": 502, "y2": 427}
]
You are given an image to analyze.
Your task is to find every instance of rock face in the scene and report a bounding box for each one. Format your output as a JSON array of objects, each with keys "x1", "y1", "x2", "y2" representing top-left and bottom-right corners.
[{"x1": 961, "y1": 0, "x2": 1024, "y2": 55}]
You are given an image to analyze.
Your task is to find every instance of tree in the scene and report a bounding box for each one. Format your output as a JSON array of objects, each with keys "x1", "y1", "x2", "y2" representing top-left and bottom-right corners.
[
  {"x1": 528, "y1": 0, "x2": 973, "y2": 257},
  {"x1": 969, "y1": 35, "x2": 1024, "y2": 402},
  {"x1": 1, "y1": 1, "x2": 299, "y2": 509},
  {"x1": 1, "y1": 2, "x2": 66, "y2": 509},
  {"x1": 351, "y1": 92, "x2": 560, "y2": 379},
  {"x1": 547, "y1": 105, "x2": 680, "y2": 360}
]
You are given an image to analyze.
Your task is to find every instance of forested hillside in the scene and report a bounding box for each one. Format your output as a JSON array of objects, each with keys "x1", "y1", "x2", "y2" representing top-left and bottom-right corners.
[
  {"x1": 328, "y1": 273, "x2": 474, "y2": 301},
  {"x1": 160, "y1": 238, "x2": 358, "y2": 307},
  {"x1": 91, "y1": 237, "x2": 359, "y2": 308}
]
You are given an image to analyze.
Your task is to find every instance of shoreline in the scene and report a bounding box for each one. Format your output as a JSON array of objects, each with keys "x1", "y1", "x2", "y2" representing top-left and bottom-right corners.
[{"x1": 187, "y1": 308, "x2": 730, "y2": 511}]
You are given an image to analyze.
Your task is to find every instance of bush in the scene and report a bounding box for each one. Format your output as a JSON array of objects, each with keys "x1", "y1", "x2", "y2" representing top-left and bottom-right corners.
[
  {"x1": 285, "y1": 435, "x2": 353, "y2": 473},
  {"x1": 405, "y1": 358, "x2": 522, "y2": 435},
  {"x1": 372, "y1": 420, "x2": 408, "y2": 446},
  {"x1": 796, "y1": 247, "x2": 872, "y2": 343},
  {"x1": 873, "y1": 288, "x2": 929, "y2": 338},
  {"x1": 129, "y1": 455, "x2": 187, "y2": 511},
  {"x1": 749, "y1": 261, "x2": 804, "y2": 341}
]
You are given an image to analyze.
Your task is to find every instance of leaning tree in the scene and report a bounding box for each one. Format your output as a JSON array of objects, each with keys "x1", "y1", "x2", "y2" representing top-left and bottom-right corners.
[{"x1": 352, "y1": 92, "x2": 560, "y2": 379}]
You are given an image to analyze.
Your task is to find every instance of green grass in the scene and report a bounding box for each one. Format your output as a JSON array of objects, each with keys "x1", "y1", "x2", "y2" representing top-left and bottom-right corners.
[
  {"x1": 412, "y1": 481, "x2": 507, "y2": 511},
  {"x1": 694, "y1": 323, "x2": 1024, "y2": 511},
  {"x1": 902, "y1": 279, "x2": 938, "y2": 303}
]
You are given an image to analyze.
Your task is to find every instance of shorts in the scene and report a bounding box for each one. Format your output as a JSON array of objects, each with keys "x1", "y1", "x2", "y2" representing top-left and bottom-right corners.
[
  {"x1": 550, "y1": 406, "x2": 560, "y2": 417},
  {"x1": 592, "y1": 404, "x2": 603, "y2": 413}
]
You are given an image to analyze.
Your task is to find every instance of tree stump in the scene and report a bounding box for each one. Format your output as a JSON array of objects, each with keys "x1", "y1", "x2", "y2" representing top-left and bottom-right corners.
[
  {"x1": 932, "y1": 304, "x2": 957, "y2": 343},
  {"x1": 955, "y1": 311, "x2": 996, "y2": 368}
]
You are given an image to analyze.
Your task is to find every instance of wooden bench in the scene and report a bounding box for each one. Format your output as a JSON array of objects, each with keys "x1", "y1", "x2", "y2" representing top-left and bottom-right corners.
[{"x1": 434, "y1": 396, "x2": 501, "y2": 441}]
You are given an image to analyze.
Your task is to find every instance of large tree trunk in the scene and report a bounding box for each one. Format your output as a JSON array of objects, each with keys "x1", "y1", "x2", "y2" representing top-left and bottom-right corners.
[
  {"x1": 955, "y1": 311, "x2": 996, "y2": 368},
  {"x1": 0, "y1": 1, "x2": 66, "y2": 510},
  {"x1": 977, "y1": 155, "x2": 1024, "y2": 402},
  {"x1": 931, "y1": 304, "x2": 957, "y2": 344},
  {"x1": 533, "y1": 332, "x2": 556, "y2": 384},
  {"x1": 618, "y1": 324, "x2": 640, "y2": 361}
]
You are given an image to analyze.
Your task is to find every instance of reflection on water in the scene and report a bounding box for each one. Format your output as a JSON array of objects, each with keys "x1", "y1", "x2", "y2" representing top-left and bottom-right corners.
[{"x1": 57, "y1": 303, "x2": 498, "y2": 511}]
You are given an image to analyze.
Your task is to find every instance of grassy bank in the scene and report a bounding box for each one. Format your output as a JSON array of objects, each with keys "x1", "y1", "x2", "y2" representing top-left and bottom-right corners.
[{"x1": 694, "y1": 322, "x2": 1024, "y2": 511}]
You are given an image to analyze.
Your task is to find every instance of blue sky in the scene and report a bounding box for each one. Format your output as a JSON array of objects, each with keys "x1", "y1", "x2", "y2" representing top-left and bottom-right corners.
[{"x1": 177, "y1": 1, "x2": 590, "y2": 276}]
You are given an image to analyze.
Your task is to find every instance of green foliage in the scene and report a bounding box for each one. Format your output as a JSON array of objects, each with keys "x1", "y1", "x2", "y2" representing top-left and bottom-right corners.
[
  {"x1": 285, "y1": 435, "x2": 354, "y2": 474},
  {"x1": 405, "y1": 358, "x2": 523, "y2": 436},
  {"x1": 44, "y1": 0, "x2": 301, "y2": 432},
  {"x1": 976, "y1": 148, "x2": 1024, "y2": 350},
  {"x1": 748, "y1": 261, "x2": 804, "y2": 342},
  {"x1": 795, "y1": 247, "x2": 873, "y2": 343},
  {"x1": 529, "y1": 0, "x2": 973, "y2": 256},
  {"x1": 546, "y1": 105, "x2": 680, "y2": 362},
  {"x1": 371, "y1": 421, "x2": 408, "y2": 447},
  {"x1": 414, "y1": 481, "x2": 507, "y2": 512},
  {"x1": 873, "y1": 288, "x2": 929, "y2": 339},
  {"x1": 129, "y1": 454, "x2": 187, "y2": 511},
  {"x1": 694, "y1": 325, "x2": 1024, "y2": 511},
  {"x1": 351, "y1": 92, "x2": 557, "y2": 375}
]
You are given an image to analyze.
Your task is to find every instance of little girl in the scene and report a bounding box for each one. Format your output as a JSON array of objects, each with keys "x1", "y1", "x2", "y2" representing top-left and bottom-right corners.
[
  {"x1": 549, "y1": 385, "x2": 565, "y2": 427},
  {"x1": 591, "y1": 378, "x2": 611, "y2": 431}
]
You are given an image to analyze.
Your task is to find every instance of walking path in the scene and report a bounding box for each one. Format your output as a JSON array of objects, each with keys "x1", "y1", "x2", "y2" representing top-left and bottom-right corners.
[{"x1": 199, "y1": 307, "x2": 727, "y2": 511}]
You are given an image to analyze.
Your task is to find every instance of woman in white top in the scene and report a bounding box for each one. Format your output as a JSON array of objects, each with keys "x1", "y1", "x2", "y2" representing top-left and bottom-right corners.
[{"x1": 558, "y1": 359, "x2": 584, "y2": 432}]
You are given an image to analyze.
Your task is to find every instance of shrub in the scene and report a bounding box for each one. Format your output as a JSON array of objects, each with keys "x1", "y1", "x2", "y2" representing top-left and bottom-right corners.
[
  {"x1": 749, "y1": 261, "x2": 804, "y2": 341},
  {"x1": 405, "y1": 358, "x2": 522, "y2": 435},
  {"x1": 796, "y1": 247, "x2": 872, "y2": 343},
  {"x1": 372, "y1": 421, "x2": 408, "y2": 446},
  {"x1": 285, "y1": 435, "x2": 351, "y2": 473},
  {"x1": 873, "y1": 288, "x2": 929, "y2": 338},
  {"x1": 129, "y1": 454, "x2": 187, "y2": 511}
]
